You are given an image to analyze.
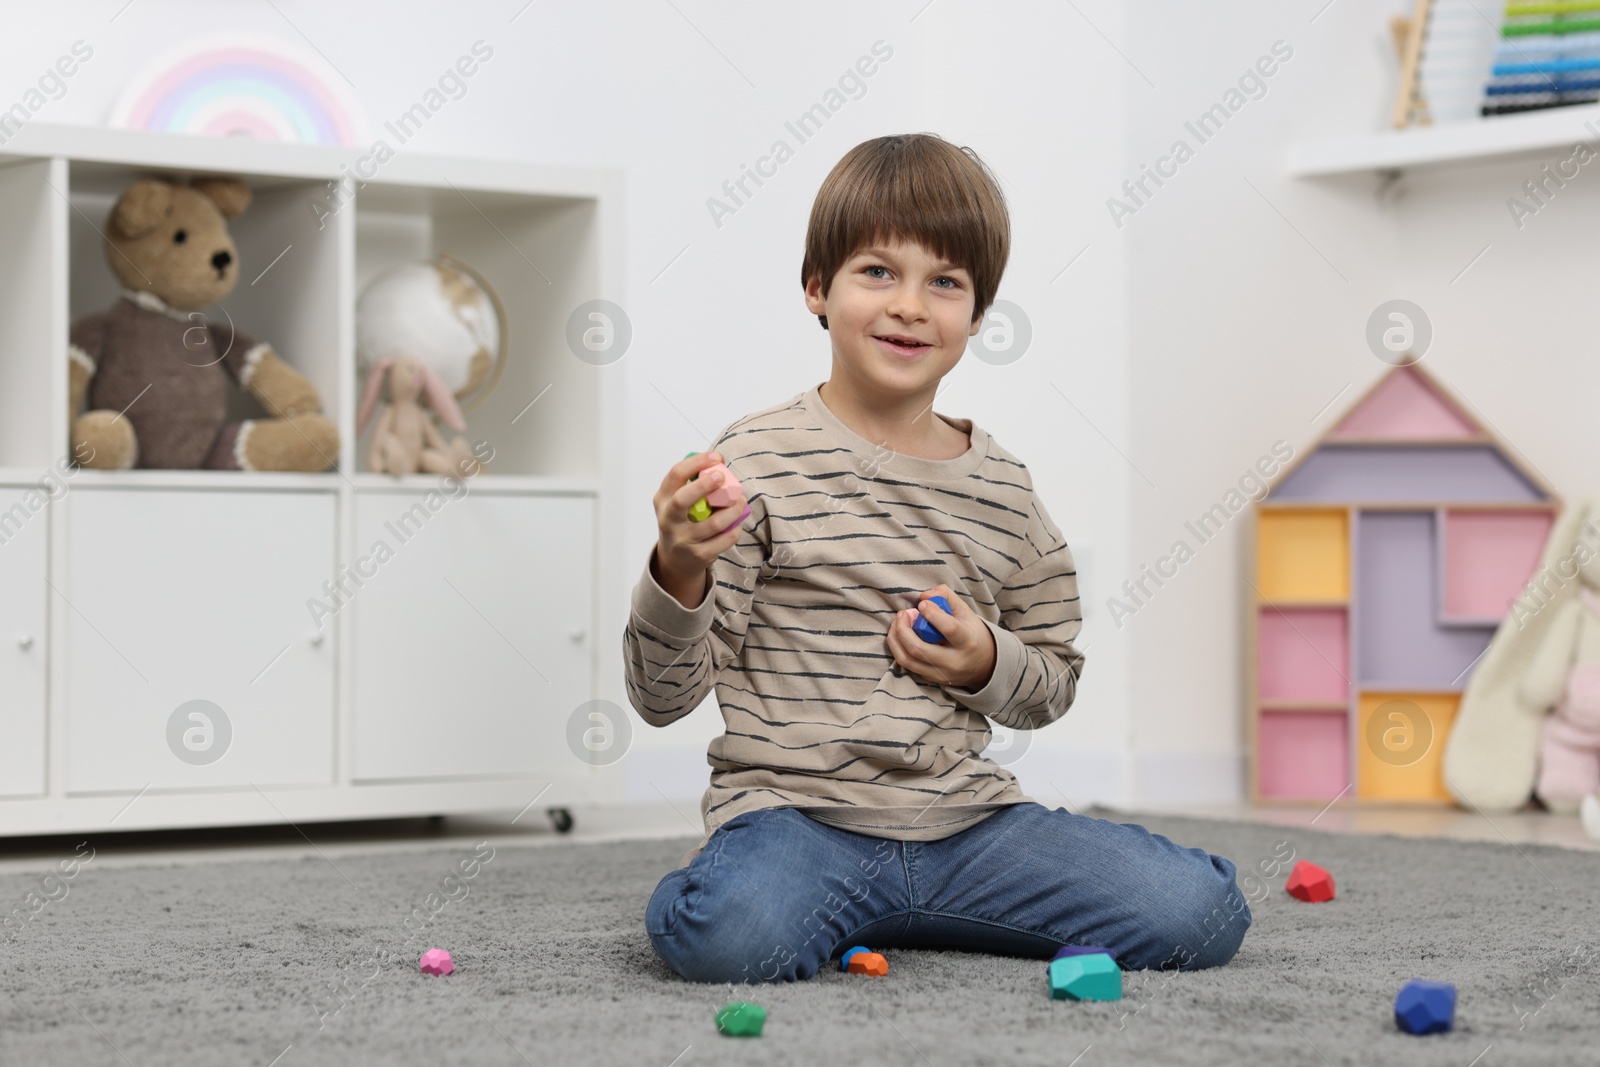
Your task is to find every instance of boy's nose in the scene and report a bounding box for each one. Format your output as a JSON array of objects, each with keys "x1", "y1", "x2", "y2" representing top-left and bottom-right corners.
[{"x1": 887, "y1": 287, "x2": 928, "y2": 319}]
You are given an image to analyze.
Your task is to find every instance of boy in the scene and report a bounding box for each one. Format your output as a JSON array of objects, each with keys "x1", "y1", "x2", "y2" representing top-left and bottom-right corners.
[{"x1": 623, "y1": 133, "x2": 1251, "y2": 984}]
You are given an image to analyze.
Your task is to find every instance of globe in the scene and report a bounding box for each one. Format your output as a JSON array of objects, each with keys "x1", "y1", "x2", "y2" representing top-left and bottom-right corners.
[{"x1": 356, "y1": 255, "x2": 504, "y2": 404}]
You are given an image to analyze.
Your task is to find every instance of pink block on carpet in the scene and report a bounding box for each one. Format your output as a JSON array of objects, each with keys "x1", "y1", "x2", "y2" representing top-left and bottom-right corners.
[
  {"x1": 1442, "y1": 509, "x2": 1553, "y2": 621},
  {"x1": 1258, "y1": 608, "x2": 1349, "y2": 705},
  {"x1": 1258, "y1": 711, "x2": 1348, "y2": 799}
]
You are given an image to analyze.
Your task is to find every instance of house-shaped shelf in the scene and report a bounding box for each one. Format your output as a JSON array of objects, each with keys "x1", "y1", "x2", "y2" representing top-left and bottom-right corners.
[{"x1": 1249, "y1": 364, "x2": 1560, "y2": 806}]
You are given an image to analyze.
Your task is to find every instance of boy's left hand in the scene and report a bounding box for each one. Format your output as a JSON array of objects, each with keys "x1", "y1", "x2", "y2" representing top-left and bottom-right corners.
[{"x1": 886, "y1": 585, "x2": 997, "y2": 691}]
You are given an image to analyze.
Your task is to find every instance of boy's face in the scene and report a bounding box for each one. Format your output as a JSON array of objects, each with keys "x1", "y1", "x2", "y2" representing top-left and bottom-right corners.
[{"x1": 805, "y1": 237, "x2": 981, "y2": 401}]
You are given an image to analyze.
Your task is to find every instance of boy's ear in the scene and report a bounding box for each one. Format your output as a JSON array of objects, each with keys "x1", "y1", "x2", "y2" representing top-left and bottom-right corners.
[{"x1": 803, "y1": 273, "x2": 829, "y2": 326}]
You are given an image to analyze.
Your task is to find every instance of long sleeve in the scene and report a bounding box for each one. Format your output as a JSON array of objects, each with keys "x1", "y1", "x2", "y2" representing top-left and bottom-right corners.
[
  {"x1": 941, "y1": 491, "x2": 1085, "y2": 730},
  {"x1": 622, "y1": 444, "x2": 771, "y2": 728}
]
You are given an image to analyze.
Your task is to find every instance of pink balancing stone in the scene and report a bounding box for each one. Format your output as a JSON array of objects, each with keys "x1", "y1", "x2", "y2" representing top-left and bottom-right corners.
[
  {"x1": 701, "y1": 463, "x2": 744, "y2": 509},
  {"x1": 419, "y1": 948, "x2": 454, "y2": 976}
]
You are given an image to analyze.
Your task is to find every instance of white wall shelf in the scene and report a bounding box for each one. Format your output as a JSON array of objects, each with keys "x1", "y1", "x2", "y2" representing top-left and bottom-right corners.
[
  {"x1": 0, "y1": 123, "x2": 626, "y2": 838},
  {"x1": 1288, "y1": 102, "x2": 1600, "y2": 177}
]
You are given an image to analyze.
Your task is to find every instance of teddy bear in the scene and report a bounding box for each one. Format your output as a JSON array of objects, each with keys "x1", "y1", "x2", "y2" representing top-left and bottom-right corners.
[{"x1": 68, "y1": 176, "x2": 338, "y2": 471}]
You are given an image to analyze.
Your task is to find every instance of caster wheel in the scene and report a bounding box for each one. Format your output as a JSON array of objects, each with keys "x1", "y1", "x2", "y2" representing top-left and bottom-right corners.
[{"x1": 547, "y1": 807, "x2": 574, "y2": 834}]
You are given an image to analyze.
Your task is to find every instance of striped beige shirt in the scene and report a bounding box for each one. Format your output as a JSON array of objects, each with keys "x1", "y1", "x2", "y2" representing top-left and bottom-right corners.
[{"x1": 624, "y1": 382, "x2": 1086, "y2": 867}]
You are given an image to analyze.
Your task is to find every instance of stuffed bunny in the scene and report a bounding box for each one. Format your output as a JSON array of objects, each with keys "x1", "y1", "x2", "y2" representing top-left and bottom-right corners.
[
  {"x1": 1518, "y1": 500, "x2": 1600, "y2": 816},
  {"x1": 357, "y1": 356, "x2": 485, "y2": 477}
]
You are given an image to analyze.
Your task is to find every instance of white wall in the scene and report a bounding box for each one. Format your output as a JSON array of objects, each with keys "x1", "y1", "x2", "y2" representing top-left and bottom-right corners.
[
  {"x1": 4, "y1": 0, "x2": 1136, "y2": 811},
  {"x1": 18, "y1": 0, "x2": 1577, "y2": 814},
  {"x1": 1124, "y1": 0, "x2": 1600, "y2": 805}
]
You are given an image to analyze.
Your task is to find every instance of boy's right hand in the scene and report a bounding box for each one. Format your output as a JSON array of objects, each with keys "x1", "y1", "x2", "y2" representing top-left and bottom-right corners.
[{"x1": 651, "y1": 450, "x2": 750, "y2": 606}]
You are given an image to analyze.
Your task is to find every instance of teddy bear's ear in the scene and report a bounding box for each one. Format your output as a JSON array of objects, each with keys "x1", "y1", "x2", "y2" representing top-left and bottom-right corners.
[
  {"x1": 192, "y1": 177, "x2": 251, "y2": 219},
  {"x1": 111, "y1": 179, "x2": 175, "y2": 239}
]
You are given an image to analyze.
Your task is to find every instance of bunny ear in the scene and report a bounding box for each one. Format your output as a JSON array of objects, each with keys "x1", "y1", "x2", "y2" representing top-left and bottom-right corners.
[
  {"x1": 356, "y1": 358, "x2": 395, "y2": 435},
  {"x1": 420, "y1": 363, "x2": 466, "y2": 432}
]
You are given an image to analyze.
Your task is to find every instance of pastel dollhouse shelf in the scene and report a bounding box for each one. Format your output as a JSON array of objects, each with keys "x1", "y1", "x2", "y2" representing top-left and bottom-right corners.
[{"x1": 1249, "y1": 364, "x2": 1559, "y2": 807}]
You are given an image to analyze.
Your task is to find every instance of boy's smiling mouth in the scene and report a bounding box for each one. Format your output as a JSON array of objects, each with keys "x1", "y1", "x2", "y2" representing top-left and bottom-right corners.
[{"x1": 874, "y1": 333, "x2": 932, "y2": 359}]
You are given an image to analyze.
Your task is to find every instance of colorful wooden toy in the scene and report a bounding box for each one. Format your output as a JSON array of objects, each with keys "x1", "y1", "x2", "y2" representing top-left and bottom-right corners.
[
  {"x1": 684, "y1": 450, "x2": 744, "y2": 524},
  {"x1": 715, "y1": 1000, "x2": 767, "y2": 1037},
  {"x1": 840, "y1": 945, "x2": 870, "y2": 972},
  {"x1": 1394, "y1": 979, "x2": 1456, "y2": 1035},
  {"x1": 1285, "y1": 860, "x2": 1336, "y2": 903},
  {"x1": 912, "y1": 595, "x2": 951, "y2": 643},
  {"x1": 1248, "y1": 364, "x2": 1559, "y2": 805},
  {"x1": 847, "y1": 951, "x2": 888, "y2": 977},
  {"x1": 1048, "y1": 953, "x2": 1121, "y2": 1001},
  {"x1": 418, "y1": 948, "x2": 453, "y2": 976}
]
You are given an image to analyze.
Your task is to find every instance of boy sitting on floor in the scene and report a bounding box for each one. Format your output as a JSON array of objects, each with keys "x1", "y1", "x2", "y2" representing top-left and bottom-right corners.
[{"x1": 623, "y1": 132, "x2": 1252, "y2": 984}]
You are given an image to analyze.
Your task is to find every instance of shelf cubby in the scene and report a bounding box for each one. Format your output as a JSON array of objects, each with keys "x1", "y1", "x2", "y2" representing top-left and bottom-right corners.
[
  {"x1": 1256, "y1": 507, "x2": 1349, "y2": 602},
  {"x1": 1257, "y1": 606, "x2": 1349, "y2": 705},
  {"x1": 353, "y1": 183, "x2": 600, "y2": 480},
  {"x1": 1257, "y1": 710, "x2": 1349, "y2": 800},
  {"x1": 1356, "y1": 691, "x2": 1461, "y2": 802}
]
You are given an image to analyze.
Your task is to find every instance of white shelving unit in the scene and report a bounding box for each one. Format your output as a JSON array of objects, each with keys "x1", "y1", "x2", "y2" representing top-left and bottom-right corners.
[
  {"x1": 0, "y1": 123, "x2": 625, "y2": 837},
  {"x1": 1288, "y1": 101, "x2": 1600, "y2": 177}
]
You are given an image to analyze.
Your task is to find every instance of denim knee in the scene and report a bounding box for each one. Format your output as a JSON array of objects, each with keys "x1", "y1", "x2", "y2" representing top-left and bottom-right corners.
[
  {"x1": 644, "y1": 812, "x2": 841, "y2": 984},
  {"x1": 646, "y1": 866, "x2": 824, "y2": 984},
  {"x1": 1159, "y1": 856, "x2": 1252, "y2": 970}
]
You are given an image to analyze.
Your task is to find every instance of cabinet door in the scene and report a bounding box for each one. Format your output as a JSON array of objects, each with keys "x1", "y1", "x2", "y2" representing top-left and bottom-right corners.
[
  {"x1": 352, "y1": 492, "x2": 593, "y2": 780},
  {"x1": 64, "y1": 489, "x2": 336, "y2": 792},
  {"x1": 0, "y1": 484, "x2": 48, "y2": 797}
]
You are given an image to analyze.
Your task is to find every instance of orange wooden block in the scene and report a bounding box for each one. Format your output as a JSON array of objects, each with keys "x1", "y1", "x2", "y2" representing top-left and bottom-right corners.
[{"x1": 847, "y1": 951, "x2": 888, "y2": 977}]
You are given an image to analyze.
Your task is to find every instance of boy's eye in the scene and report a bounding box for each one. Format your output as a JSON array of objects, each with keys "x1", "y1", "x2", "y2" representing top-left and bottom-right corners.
[
  {"x1": 864, "y1": 265, "x2": 889, "y2": 279},
  {"x1": 933, "y1": 276, "x2": 960, "y2": 289}
]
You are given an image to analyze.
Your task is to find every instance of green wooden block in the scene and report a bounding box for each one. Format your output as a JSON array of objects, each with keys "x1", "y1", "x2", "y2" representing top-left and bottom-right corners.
[
  {"x1": 685, "y1": 452, "x2": 712, "y2": 521},
  {"x1": 1048, "y1": 953, "x2": 1122, "y2": 1002},
  {"x1": 715, "y1": 1000, "x2": 767, "y2": 1036}
]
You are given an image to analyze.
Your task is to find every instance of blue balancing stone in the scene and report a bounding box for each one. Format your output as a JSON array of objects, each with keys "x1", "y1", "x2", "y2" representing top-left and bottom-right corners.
[
  {"x1": 912, "y1": 596, "x2": 951, "y2": 643},
  {"x1": 1394, "y1": 979, "x2": 1456, "y2": 1035},
  {"x1": 840, "y1": 945, "x2": 870, "y2": 972}
]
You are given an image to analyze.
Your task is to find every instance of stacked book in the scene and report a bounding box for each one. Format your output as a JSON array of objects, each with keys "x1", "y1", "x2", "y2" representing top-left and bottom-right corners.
[{"x1": 1483, "y1": 1, "x2": 1600, "y2": 114}]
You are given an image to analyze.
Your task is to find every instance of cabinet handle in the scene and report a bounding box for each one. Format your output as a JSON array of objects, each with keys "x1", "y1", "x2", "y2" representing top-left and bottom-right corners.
[
  {"x1": 17, "y1": 635, "x2": 32, "y2": 650},
  {"x1": 568, "y1": 628, "x2": 586, "y2": 642}
]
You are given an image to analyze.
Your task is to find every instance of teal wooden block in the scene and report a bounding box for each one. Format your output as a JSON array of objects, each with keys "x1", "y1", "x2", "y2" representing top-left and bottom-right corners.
[{"x1": 1048, "y1": 953, "x2": 1122, "y2": 1002}]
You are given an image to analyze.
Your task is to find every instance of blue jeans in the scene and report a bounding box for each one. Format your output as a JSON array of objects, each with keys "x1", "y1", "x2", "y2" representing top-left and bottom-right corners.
[{"x1": 645, "y1": 802, "x2": 1252, "y2": 984}]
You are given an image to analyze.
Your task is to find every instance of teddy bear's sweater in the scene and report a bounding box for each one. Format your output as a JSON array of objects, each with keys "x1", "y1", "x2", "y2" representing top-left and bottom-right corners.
[{"x1": 70, "y1": 291, "x2": 271, "y2": 469}]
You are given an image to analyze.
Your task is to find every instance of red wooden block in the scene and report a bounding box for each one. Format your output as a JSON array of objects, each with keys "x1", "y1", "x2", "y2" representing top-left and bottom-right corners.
[{"x1": 1286, "y1": 859, "x2": 1335, "y2": 902}]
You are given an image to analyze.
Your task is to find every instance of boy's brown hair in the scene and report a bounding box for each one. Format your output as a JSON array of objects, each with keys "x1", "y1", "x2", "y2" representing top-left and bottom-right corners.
[{"x1": 801, "y1": 133, "x2": 1009, "y2": 330}]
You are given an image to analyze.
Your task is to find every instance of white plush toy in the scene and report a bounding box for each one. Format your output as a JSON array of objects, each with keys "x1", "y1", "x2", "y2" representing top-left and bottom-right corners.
[{"x1": 1445, "y1": 497, "x2": 1600, "y2": 840}]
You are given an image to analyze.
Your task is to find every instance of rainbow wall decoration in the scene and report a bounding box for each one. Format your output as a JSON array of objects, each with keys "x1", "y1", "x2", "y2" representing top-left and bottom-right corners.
[{"x1": 108, "y1": 32, "x2": 371, "y2": 146}]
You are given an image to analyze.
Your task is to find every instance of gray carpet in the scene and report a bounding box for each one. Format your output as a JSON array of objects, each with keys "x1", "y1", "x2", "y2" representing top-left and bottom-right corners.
[{"x1": 2, "y1": 809, "x2": 1597, "y2": 1066}]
